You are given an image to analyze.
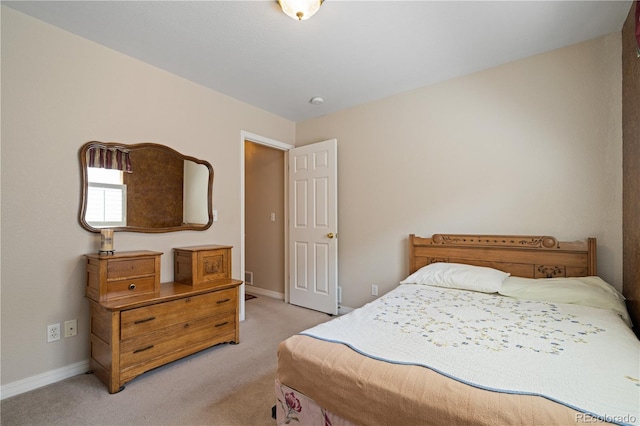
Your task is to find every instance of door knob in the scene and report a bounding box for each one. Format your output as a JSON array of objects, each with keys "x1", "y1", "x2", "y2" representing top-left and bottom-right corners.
[{"x1": 327, "y1": 233, "x2": 335, "y2": 239}]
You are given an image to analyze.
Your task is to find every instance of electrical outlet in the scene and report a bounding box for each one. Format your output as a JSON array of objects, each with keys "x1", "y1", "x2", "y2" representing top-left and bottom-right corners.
[
  {"x1": 47, "y1": 323, "x2": 61, "y2": 342},
  {"x1": 64, "y1": 319, "x2": 78, "y2": 338},
  {"x1": 371, "y1": 285, "x2": 378, "y2": 296}
]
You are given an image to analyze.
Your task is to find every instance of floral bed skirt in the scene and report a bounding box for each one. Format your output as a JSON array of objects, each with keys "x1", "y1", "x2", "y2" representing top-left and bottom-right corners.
[{"x1": 275, "y1": 380, "x2": 354, "y2": 426}]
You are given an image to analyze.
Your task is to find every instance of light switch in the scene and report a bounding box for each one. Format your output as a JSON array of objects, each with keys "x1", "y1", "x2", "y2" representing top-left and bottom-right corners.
[
  {"x1": 270, "y1": 213, "x2": 276, "y2": 222},
  {"x1": 213, "y1": 210, "x2": 218, "y2": 222}
]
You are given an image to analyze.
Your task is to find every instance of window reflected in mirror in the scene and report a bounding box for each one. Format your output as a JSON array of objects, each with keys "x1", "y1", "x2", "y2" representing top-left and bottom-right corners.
[{"x1": 86, "y1": 168, "x2": 127, "y2": 228}]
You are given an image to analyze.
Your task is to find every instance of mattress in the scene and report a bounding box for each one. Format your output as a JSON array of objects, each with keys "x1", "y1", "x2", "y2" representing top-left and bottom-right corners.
[
  {"x1": 277, "y1": 282, "x2": 639, "y2": 425},
  {"x1": 278, "y1": 334, "x2": 592, "y2": 426}
]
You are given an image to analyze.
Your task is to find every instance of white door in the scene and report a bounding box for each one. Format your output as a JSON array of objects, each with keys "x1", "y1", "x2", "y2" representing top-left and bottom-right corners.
[{"x1": 288, "y1": 139, "x2": 338, "y2": 315}]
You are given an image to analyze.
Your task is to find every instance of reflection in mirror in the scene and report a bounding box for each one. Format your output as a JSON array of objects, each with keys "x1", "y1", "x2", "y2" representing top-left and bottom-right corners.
[
  {"x1": 79, "y1": 142, "x2": 214, "y2": 233},
  {"x1": 86, "y1": 167, "x2": 127, "y2": 227}
]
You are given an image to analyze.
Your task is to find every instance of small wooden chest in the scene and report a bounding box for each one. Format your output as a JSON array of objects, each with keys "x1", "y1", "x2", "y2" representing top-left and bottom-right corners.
[{"x1": 173, "y1": 245, "x2": 232, "y2": 286}]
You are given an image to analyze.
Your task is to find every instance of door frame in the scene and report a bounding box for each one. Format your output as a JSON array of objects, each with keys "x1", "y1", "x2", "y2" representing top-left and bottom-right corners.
[{"x1": 240, "y1": 131, "x2": 294, "y2": 321}]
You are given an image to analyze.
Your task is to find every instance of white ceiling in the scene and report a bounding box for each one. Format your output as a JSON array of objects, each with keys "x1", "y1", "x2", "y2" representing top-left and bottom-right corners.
[{"x1": 4, "y1": 1, "x2": 632, "y2": 122}]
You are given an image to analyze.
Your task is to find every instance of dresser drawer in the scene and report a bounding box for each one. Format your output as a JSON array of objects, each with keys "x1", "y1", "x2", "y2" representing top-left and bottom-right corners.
[
  {"x1": 108, "y1": 257, "x2": 157, "y2": 280},
  {"x1": 106, "y1": 277, "x2": 156, "y2": 301},
  {"x1": 120, "y1": 287, "x2": 237, "y2": 339},
  {"x1": 120, "y1": 311, "x2": 237, "y2": 371}
]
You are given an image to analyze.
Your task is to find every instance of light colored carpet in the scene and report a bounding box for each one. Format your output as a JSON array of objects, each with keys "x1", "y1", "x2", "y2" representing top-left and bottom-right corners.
[{"x1": 1, "y1": 295, "x2": 331, "y2": 426}]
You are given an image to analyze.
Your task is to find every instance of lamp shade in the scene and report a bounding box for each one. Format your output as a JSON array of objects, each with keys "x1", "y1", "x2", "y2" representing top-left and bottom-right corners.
[{"x1": 278, "y1": 0, "x2": 323, "y2": 21}]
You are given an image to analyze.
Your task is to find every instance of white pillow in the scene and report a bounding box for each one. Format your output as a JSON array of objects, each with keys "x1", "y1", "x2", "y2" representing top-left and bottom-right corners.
[
  {"x1": 499, "y1": 276, "x2": 632, "y2": 327},
  {"x1": 400, "y1": 262, "x2": 509, "y2": 293}
]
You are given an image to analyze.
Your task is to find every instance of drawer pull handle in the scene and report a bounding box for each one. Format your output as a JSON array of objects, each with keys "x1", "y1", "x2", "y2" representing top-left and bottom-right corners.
[
  {"x1": 215, "y1": 321, "x2": 229, "y2": 328},
  {"x1": 133, "y1": 345, "x2": 154, "y2": 354},
  {"x1": 128, "y1": 283, "x2": 136, "y2": 290},
  {"x1": 216, "y1": 298, "x2": 231, "y2": 304},
  {"x1": 134, "y1": 317, "x2": 156, "y2": 324}
]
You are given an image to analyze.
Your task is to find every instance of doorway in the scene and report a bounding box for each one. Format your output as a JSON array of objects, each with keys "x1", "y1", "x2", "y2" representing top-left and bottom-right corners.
[
  {"x1": 240, "y1": 131, "x2": 294, "y2": 321},
  {"x1": 245, "y1": 141, "x2": 285, "y2": 298}
]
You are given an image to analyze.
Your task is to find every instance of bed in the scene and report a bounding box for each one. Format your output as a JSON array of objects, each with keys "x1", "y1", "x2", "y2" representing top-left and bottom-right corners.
[{"x1": 275, "y1": 234, "x2": 639, "y2": 426}]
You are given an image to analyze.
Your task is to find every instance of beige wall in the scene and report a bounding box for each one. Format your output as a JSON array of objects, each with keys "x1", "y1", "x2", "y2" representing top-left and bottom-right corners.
[
  {"x1": 0, "y1": 7, "x2": 295, "y2": 386},
  {"x1": 297, "y1": 34, "x2": 623, "y2": 309},
  {"x1": 244, "y1": 142, "x2": 285, "y2": 295}
]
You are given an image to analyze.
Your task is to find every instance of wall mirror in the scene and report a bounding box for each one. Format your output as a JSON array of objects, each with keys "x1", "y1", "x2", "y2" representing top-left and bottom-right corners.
[{"x1": 79, "y1": 141, "x2": 214, "y2": 233}]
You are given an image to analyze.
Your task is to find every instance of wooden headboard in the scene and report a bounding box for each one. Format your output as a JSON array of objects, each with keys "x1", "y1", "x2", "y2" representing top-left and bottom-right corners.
[{"x1": 409, "y1": 234, "x2": 597, "y2": 278}]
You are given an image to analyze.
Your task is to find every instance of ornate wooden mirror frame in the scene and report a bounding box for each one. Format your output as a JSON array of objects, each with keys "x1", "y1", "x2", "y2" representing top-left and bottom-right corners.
[{"x1": 79, "y1": 141, "x2": 214, "y2": 233}]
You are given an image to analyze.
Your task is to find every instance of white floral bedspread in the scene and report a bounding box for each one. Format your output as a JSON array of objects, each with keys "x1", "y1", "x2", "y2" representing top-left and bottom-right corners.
[{"x1": 301, "y1": 284, "x2": 640, "y2": 426}]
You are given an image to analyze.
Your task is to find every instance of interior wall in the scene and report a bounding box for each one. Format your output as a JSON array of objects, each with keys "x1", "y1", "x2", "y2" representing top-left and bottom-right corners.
[
  {"x1": 622, "y1": 2, "x2": 640, "y2": 331},
  {"x1": 244, "y1": 141, "x2": 285, "y2": 296},
  {"x1": 296, "y1": 34, "x2": 623, "y2": 310},
  {"x1": 0, "y1": 6, "x2": 295, "y2": 386}
]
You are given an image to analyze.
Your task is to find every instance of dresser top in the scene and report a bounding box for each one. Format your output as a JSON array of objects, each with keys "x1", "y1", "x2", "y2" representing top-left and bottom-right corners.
[
  {"x1": 173, "y1": 244, "x2": 232, "y2": 252},
  {"x1": 93, "y1": 279, "x2": 243, "y2": 310},
  {"x1": 84, "y1": 250, "x2": 163, "y2": 260}
]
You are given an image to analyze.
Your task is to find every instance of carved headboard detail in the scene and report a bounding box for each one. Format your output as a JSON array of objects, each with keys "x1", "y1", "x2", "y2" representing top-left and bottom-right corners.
[
  {"x1": 430, "y1": 234, "x2": 559, "y2": 249},
  {"x1": 409, "y1": 234, "x2": 596, "y2": 278}
]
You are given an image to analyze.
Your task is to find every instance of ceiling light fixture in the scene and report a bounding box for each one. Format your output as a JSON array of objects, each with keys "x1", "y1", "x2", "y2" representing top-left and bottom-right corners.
[
  {"x1": 310, "y1": 97, "x2": 324, "y2": 105},
  {"x1": 278, "y1": 0, "x2": 324, "y2": 21}
]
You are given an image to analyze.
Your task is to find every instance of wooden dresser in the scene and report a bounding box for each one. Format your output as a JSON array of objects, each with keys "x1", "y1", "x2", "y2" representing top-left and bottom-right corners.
[{"x1": 85, "y1": 248, "x2": 242, "y2": 393}]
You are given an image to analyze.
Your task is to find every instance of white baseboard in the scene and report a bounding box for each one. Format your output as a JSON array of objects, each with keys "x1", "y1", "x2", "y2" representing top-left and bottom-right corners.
[
  {"x1": 0, "y1": 359, "x2": 90, "y2": 400},
  {"x1": 338, "y1": 305, "x2": 354, "y2": 315},
  {"x1": 245, "y1": 286, "x2": 284, "y2": 300}
]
